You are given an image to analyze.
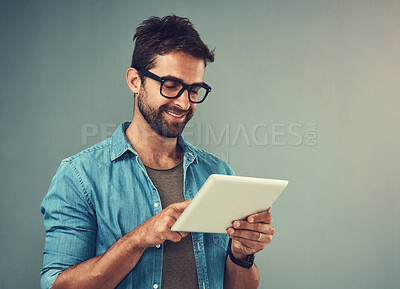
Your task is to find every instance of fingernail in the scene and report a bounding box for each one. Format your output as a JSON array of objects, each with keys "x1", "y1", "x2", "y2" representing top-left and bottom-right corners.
[
  {"x1": 228, "y1": 228, "x2": 235, "y2": 234},
  {"x1": 234, "y1": 221, "x2": 240, "y2": 228},
  {"x1": 248, "y1": 217, "x2": 254, "y2": 223}
]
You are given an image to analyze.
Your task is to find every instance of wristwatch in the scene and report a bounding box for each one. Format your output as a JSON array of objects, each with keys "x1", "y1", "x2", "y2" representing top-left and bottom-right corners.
[{"x1": 227, "y1": 238, "x2": 255, "y2": 269}]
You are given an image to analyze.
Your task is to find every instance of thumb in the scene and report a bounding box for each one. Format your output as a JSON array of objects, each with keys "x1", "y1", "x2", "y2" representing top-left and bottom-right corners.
[{"x1": 172, "y1": 199, "x2": 192, "y2": 212}]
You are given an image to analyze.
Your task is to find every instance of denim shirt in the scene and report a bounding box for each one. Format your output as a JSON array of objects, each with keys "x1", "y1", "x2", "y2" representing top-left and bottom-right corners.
[{"x1": 40, "y1": 121, "x2": 234, "y2": 289}]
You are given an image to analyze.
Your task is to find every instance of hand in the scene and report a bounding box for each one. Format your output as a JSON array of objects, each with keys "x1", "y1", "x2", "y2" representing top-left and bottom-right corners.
[
  {"x1": 227, "y1": 207, "x2": 275, "y2": 260},
  {"x1": 134, "y1": 199, "x2": 191, "y2": 249}
]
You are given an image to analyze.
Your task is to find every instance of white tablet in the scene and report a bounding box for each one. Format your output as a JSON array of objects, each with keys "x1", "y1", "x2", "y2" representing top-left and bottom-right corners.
[{"x1": 171, "y1": 174, "x2": 288, "y2": 234}]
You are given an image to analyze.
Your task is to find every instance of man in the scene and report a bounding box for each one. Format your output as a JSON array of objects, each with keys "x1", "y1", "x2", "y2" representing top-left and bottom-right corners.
[{"x1": 40, "y1": 15, "x2": 275, "y2": 289}]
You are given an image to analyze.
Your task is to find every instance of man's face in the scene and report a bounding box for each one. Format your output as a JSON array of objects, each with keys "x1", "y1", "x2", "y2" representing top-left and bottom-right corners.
[{"x1": 136, "y1": 51, "x2": 205, "y2": 138}]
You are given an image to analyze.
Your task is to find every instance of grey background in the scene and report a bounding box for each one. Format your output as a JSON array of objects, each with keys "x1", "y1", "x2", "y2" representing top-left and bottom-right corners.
[{"x1": 1, "y1": 0, "x2": 399, "y2": 288}]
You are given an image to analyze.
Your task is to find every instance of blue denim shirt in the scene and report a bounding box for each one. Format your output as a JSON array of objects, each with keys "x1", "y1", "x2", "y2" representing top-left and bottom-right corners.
[{"x1": 40, "y1": 121, "x2": 234, "y2": 289}]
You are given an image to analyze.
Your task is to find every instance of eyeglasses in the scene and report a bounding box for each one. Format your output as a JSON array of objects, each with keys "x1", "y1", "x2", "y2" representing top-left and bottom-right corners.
[{"x1": 136, "y1": 68, "x2": 211, "y2": 103}]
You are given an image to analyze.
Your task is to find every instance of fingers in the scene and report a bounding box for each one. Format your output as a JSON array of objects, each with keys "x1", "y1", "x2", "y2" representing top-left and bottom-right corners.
[
  {"x1": 169, "y1": 231, "x2": 190, "y2": 243},
  {"x1": 228, "y1": 226, "x2": 275, "y2": 238},
  {"x1": 154, "y1": 217, "x2": 188, "y2": 243},
  {"x1": 247, "y1": 208, "x2": 272, "y2": 224},
  {"x1": 231, "y1": 234, "x2": 273, "y2": 248},
  {"x1": 163, "y1": 200, "x2": 191, "y2": 221},
  {"x1": 230, "y1": 219, "x2": 274, "y2": 233},
  {"x1": 228, "y1": 223, "x2": 275, "y2": 240},
  {"x1": 227, "y1": 207, "x2": 274, "y2": 243},
  {"x1": 170, "y1": 199, "x2": 192, "y2": 212},
  {"x1": 168, "y1": 231, "x2": 186, "y2": 242},
  {"x1": 227, "y1": 208, "x2": 275, "y2": 256},
  {"x1": 161, "y1": 200, "x2": 192, "y2": 243},
  {"x1": 141, "y1": 200, "x2": 192, "y2": 246},
  {"x1": 228, "y1": 226, "x2": 274, "y2": 257}
]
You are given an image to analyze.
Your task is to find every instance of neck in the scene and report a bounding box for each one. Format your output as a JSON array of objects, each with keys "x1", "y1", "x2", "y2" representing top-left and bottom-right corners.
[{"x1": 125, "y1": 116, "x2": 183, "y2": 170}]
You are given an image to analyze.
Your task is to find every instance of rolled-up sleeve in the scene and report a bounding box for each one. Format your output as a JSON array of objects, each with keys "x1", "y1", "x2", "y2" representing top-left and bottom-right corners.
[{"x1": 40, "y1": 160, "x2": 96, "y2": 289}]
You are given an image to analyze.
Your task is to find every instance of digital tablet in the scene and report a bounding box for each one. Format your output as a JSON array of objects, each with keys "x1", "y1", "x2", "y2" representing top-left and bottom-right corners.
[{"x1": 171, "y1": 174, "x2": 288, "y2": 234}]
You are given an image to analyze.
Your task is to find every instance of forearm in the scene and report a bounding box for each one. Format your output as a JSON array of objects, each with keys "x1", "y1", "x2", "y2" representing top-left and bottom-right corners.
[
  {"x1": 52, "y1": 229, "x2": 146, "y2": 289},
  {"x1": 223, "y1": 257, "x2": 260, "y2": 289}
]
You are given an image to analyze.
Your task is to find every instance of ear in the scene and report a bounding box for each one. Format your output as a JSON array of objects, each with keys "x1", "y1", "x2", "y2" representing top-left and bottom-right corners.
[{"x1": 126, "y1": 67, "x2": 141, "y2": 94}]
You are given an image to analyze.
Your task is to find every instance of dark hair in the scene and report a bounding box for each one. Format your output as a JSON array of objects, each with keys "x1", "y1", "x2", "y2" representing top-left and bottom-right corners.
[{"x1": 131, "y1": 15, "x2": 215, "y2": 76}]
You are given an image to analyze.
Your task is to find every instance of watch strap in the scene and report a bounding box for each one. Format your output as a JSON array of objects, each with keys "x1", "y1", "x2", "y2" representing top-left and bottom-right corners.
[{"x1": 227, "y1": 238, "x2": 255, "y2": 269}]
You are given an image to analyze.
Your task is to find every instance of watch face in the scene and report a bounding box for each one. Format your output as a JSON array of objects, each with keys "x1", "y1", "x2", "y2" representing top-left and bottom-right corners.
[{"x1": 247, "y1": 254, "x2": 255, "y2": 266}]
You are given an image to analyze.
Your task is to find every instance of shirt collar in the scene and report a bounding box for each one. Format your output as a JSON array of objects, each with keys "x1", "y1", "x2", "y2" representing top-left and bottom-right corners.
[
  {"x1": 110, "y1": 121, "x2": 137, "y2": 161},
  {"x1": 178, "y1": 134, "x2": 197, "y2": 164},
  {"x1": 110, "y1": 121, "x2": 197, "y2": 163}
]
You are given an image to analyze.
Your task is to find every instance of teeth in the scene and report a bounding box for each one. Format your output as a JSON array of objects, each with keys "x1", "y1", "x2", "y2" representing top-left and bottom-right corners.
[{"x1": 167, "y1": 111, "x2": 183, "y2": 117}]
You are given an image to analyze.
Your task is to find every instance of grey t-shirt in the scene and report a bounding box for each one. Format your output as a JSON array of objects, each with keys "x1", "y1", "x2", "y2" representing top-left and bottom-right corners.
[{"x1": 145, "y1": 162, "x2": 199, "y2": 289}]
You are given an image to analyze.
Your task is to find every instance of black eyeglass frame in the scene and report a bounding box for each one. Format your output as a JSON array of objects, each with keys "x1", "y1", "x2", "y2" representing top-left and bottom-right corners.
[{"x1": 136, "y1": 68, "x2": 211, "y2": 104}]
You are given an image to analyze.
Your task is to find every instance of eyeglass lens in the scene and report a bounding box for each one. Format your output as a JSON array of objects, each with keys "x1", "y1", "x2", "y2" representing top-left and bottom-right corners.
[{"x1": 162, "y1": 80, "x2": 207, "y2": 103}]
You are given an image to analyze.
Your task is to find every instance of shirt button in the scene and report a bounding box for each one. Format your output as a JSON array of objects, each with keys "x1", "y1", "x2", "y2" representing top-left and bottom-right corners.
[
  {"x1": 154, "y1": 202, "x2": 159, "y2": 208},
  {"x1": 156, "y1": 244, "x2": 161, "y2": 248},
  {"x1": 153, "y1": 284, "x2": 159, "y2": 289}
]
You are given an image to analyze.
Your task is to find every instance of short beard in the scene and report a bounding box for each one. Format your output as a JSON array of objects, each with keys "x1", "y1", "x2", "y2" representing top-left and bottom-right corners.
[{"x1": 136, "y1": 87, "x2": 193, "y2": 138}]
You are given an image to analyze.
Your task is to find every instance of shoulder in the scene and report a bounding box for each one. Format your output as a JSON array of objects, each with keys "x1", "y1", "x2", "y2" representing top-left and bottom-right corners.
[
  {"x1": 62, "y1": 138, "x2": 111, "y2": 164},
  {"x1": 40, "y1": 141, "x2": 112, "y2": 217},
  {"x1": 49, "y1": 137, "x2": 113, "y2": 197}
]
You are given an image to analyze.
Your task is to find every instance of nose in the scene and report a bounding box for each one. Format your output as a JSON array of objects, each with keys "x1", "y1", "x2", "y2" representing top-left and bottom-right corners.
[{"x1": 173, "y1": 88, "x2": 191, "y2": 111}]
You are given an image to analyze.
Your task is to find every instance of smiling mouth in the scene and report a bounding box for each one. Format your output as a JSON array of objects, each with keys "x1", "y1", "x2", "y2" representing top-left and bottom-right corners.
[{"x1": 165, "y1": 110, "x2": 186, "y2": 118}]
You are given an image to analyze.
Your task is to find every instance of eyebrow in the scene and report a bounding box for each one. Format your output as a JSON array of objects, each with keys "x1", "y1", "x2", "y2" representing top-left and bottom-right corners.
[{"x1": 162, "y1": 74, "x2": 204, "y2": 86}]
